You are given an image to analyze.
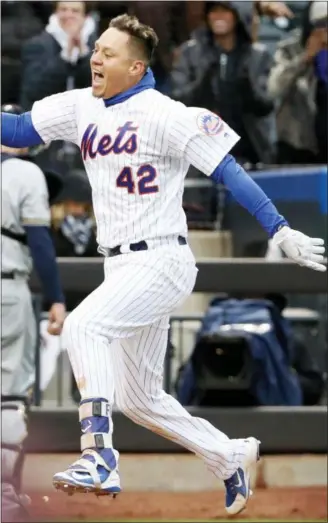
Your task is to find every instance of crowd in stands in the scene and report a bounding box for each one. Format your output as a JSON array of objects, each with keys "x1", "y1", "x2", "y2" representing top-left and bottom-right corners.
[{"x1": 1, "y1": 0, "x2": 327, "y2": 257}]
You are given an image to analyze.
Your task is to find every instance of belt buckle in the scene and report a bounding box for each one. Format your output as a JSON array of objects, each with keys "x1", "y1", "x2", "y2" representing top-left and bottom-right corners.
[{"x1": 130, "y1": 240, "x2": 148, "y2": 252}]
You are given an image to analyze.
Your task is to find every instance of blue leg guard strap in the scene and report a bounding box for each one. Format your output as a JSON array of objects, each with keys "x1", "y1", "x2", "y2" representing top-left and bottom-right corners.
[{"x1": 79, "y1": 398, "x2": 112, "y2": 452}]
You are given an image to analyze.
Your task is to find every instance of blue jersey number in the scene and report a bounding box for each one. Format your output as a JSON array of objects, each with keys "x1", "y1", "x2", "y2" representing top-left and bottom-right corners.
[{"x1": 116, "y1": 164, "x2": 158, "y2": 195}]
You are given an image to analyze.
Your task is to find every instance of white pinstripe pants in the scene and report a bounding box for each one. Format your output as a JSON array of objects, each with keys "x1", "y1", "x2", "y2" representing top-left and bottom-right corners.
[{"x1": 63, "y1": 243, "x2": 246, "y2": 480}]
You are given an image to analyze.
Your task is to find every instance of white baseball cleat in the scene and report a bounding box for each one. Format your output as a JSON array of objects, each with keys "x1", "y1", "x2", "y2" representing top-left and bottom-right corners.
[
  {"x1": 53, "y1": 449, "x2": 121, "y2": 497},
  {"x1": 224, "y1": 437, "x2": 260, "y2": 515}
]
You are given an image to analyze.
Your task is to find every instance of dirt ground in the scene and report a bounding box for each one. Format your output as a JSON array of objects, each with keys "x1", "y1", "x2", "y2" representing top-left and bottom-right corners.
[{"x1": 27, "y1": 487, "x2": 327, "y2": 522}]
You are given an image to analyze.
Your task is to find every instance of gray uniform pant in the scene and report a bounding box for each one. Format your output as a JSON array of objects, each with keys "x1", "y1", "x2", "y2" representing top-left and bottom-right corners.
[{"x1": 1, "y1": 279, "x2": 36, "y2": 397}]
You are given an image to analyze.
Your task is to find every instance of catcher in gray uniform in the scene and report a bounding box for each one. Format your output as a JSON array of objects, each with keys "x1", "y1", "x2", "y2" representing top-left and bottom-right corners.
[{"x1": 1, "y1": 104, "x2": 66, "y2": 522}]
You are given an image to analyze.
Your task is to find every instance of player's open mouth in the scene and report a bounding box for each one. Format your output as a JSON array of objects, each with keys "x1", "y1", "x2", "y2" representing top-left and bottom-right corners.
[{"x1": 92, "y1": 72, "x2": 104, "y2": 85}]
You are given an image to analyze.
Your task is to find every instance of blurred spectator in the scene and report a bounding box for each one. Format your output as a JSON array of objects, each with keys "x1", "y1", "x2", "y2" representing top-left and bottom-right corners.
[
  {"x1": 51, "y1": 171, "x2": 99, "y2": 258},
  {"x1": 1, "y1": 1, "x2": 44, "y2": 104},
  {"x1": 171, "y1": 1, "x2": 276, "y2": 166},
  {"x1": 20, "y1": 1, "x2": 97, "y2": 109},
  {"x1": 268, "y1": 1, "x2": 327, "y2": 164}
]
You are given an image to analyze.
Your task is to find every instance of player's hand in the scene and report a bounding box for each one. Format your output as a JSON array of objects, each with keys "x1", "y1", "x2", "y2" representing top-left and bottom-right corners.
[
  {"x1": 48, "y1": 303, "x2": 66, "y2": 335},
  {"x1": 272, "y1": 226, "x2": 326, "y2": 272}
]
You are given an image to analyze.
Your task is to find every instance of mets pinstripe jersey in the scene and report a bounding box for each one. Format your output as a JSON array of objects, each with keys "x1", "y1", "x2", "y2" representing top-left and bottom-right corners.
[{"x1": 31, "y1": 88, "x2": 239, "y2": 248}]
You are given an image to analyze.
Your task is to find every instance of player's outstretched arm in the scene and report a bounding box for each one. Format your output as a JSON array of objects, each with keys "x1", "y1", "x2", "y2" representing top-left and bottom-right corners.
[
  {"x1": 168, "y1": 106, "x2": 325, "y2": 272},
  {"x1": 1, "y1": 111, "x2": 44, "y2": 148},
  {"x1": 211, "y1": 155, "x2": 326, "y2": 272},
  {"x1": 2, "y1": 90, "x2": 78, "y2": 148}
]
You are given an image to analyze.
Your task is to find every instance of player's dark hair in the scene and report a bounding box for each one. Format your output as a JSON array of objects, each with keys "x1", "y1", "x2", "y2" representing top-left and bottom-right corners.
[{"x1": 109, "y1": 14, "x2": 159, "y2": 65}]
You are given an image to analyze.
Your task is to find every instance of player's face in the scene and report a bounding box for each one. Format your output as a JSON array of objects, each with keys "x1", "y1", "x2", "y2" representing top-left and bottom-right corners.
[
  {"x1": 207, "y1": 5, "x2": 237, "y2": 36},
  {"x1": 56, "y1": 1, "x2": 86, "y2": 32},
  {"x1": 90, "y1": 28, "x2": 145, "y2": 99}
]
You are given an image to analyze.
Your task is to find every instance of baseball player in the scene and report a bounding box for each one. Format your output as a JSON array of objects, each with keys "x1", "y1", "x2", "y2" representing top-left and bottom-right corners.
[
  {"x1": 1, "y1": 15, "x2": 326, "y2": 516},
  {"x1": 1, "y1": 104, "x2": 66, "y2": 522}
]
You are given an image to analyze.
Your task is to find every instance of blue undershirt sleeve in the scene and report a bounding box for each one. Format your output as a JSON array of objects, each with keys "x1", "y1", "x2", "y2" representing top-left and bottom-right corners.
[
  {"x1": 211, "y1": 154, "x2": 288, "y2": 237},
  {"x1": 1, "y1": 112, "x2": 44, "y2": 148},
  {"x1": 25, "y1": 226, "x2": 65, "y2": 305}
]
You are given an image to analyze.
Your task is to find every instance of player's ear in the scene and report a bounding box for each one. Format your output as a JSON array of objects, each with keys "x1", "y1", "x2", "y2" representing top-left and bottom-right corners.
[{"x1": 129, "y1": 60, "x2": 146, "y2": 77}]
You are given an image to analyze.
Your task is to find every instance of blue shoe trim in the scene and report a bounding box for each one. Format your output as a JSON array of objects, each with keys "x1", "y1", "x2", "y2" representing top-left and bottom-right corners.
[
  {"x1": 224, "y1": 467, "x2": 247, "y2": 508},
  {"x1": 53, "y1": 472, "x2": 121, "y2": 493}
]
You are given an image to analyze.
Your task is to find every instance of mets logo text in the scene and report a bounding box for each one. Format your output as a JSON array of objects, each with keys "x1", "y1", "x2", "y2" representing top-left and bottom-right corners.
[{"x1": 197, "y1": 112, "x2": 223, "y2": 136}]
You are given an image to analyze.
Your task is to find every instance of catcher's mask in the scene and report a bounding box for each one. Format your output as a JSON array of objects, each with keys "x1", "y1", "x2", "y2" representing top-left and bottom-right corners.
[{"x1": 1, "y1": 103, "x2": 64, "y2": 203}]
